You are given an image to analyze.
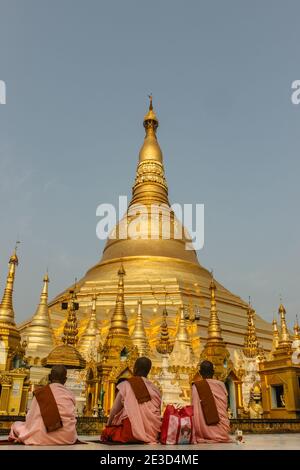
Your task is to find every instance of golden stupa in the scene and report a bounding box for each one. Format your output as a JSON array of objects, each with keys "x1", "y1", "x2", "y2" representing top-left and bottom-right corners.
[{"x1": 19, "y1": 97, "x2": 273, "y2": 357}]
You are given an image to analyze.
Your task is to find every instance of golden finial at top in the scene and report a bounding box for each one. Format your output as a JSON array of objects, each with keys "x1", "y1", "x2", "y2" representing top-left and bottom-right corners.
[
  {"x1": 278, "y1": 303, "x2": 286, "y2": 315},
  {"x1": 10, "y1": 241, "x2": 20, "y2": 265},
  {"x1": 143, "y1": 94, "x2": 158, "y2": 126}
]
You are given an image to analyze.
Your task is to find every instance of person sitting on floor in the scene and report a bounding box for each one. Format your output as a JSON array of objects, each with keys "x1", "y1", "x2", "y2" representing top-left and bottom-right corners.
[
  {"x1": 9, "y1": 365, "x2": 78, "y2": 445},
  {"x1": 100, "y1": 357, "x2": 161, "y2": 444},
  {"x1": 192, "y1": 360, "x2": 231, "y2": 443}
]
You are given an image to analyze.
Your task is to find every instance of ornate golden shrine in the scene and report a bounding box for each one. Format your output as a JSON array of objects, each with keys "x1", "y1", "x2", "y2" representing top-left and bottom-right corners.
[{"x1": 259, "y1": 304, "x2": 300, "y2": 419}]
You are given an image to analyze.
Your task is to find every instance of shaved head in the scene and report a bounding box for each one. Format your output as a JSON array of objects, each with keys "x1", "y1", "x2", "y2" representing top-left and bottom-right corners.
[
  {"x1": 49, "y1": 365, "x2": 67, "y2": 385},
  {"x1": 133, "y1": 357, "x2": 152, "y2": 377},
  {"x1": 199, "y1": 360, "x2": 214, "y2": 379}
]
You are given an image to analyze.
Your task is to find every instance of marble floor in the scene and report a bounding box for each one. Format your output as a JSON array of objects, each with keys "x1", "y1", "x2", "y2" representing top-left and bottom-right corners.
[{"x1": 0, "y1": 434, "x2": 300, "y2": 450}]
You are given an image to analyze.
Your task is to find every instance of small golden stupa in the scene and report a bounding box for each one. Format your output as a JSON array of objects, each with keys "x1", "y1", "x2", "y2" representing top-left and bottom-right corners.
[{"x1": 24, "y1": 273, "x2": 55, "y2": 365}]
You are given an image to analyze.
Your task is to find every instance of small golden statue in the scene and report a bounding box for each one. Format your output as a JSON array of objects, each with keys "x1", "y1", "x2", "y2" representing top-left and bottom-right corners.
[{"x1": 248, "y1": 382, "x2": 263, "y2": 419}]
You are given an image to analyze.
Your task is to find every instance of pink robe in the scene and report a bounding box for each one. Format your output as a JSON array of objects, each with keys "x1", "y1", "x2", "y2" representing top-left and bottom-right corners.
[
  {"x1": 192, "y1": 379, "x2": 231, "y2": 443},
  {"x1": 9, "y1": 383, "x2": 78, "y2": 445},
  {"x1": 106, "y1": 378, "x2": 162, "y2": 444}
]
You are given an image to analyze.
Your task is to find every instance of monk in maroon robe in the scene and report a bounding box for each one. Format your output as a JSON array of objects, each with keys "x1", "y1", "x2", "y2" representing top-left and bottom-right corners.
[
  {"x1": 101, "y1": 357, "x2": 161, "y2": 444},
  {"x1": 9, "y1": 365, "x2": 78, "y2": 445},
  {"x1": 192, "y1": 360, "x2": 231, "y2": 443}
]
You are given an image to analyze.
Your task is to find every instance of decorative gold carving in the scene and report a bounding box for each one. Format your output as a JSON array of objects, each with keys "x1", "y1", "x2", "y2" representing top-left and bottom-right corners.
[
  {"x1": 243, "y1": 303, "x2": 259, "y2": 358},
  {"x1": 156, "y1": 307, "x2": 173, "y2": 354},
  {"x1": 62, "y1": 290, "x2": 79, "y2": 346},
  {"x1": 0, "y1": 374, "x2": 12, "y2": 385}
]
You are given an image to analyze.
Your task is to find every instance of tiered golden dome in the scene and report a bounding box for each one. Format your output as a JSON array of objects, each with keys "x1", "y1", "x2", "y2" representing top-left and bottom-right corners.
[{"x1": 20, "y1": 98, "x2": 273, "y2": 357}]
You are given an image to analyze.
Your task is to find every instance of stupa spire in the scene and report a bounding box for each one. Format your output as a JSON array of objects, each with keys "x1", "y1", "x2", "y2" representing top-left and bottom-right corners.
[
  {"x1": 175, "y1": 304, "x2": 191, "y2": 347},
  {"x1": 131, "y1": 298, "x2": 150, "y2": 356},
  {"x1": 278, "y1": 303, "x2": 291, "y2": 346},
  {"x1": 100, "y1": 98, "x2": 199, "y2": 265},
  {"x1": 102, "y1": 265, "x2": 132, "y2": 362},
  {"x1": 200, "y1": 273, "x2": 232, "y2": 380},
  {"x1": 207, "y1": 275, "x2": 223, "y2": 342},
  {"x1": 79, "y1": 294, "x2": 99, "y2": 357},
  {"x1": 130, "y1": 96, "x2": 169, "y2": 207},
  {"x1": 107, "y1": 264, "x2": 130, "y2": 336},
  {"x1": 30, "y1": 273, "x2": 51, "y2": 328},
  {"x1": 271, "y1": 317, "x2": 280, "y2": 352},
  {"x1": 25, "y1": 273, "x2": 54, "y2": 357},
  {"x1": 0, "y1": 247, "x2": 19, "y2": 325}
]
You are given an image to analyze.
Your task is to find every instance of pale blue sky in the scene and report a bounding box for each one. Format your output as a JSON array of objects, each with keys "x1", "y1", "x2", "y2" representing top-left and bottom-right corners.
[{"x1": 0, "y1": 0, "x2": 299, "y2": 327}]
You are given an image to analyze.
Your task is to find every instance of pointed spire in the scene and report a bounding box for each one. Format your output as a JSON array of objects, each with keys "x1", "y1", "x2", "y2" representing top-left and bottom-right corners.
[
  {"x1": 30, "y1": 273, "x2": 51, "y2": 328},
  {"x1": 293, "y1": 315, "x2": 300, "y2": 342},
  {"x1": 107, "y1": 264, "x2": 130, "y2": 336},
  {"x1": 102, "y1": 265, "x2": 132, "y2": 362},
  {"x1": 271, "y1": 318, "x2": 280, "y2": 352},
  {"x1": 0, "y1": 248, "x2": 19, "y2": 325},
  {"x1": 200, "y1": 274, "x2": 232, "y2": 380},
  {"x1": 25, "y1": 273, "x2": 54, "y2": 357},
  {"x1": 131, "y1": 299, "x2": 150, "y2": 356},
  {"x1": 207, "y1": 276, "x2": 223, "y2": 342},
  {"x1": 243, "y1": 301, "x2": 259, "y2": 358},
  {"x1": 168, "y1": 304, "x2": 196, "y2": 366},
  {"x1": 175, "y1": 304, "x2": 191, "y2": 346},
  {"x1": 140, "y1": 94, "x2": 160, "y2": 161},
  {"x1": 156, "y1": 306, "x2": 173, "y2": 355},
  {"x1": 149, "y1": 94, "x2": 153, "y2": 110},
  {"x1": 278, "y1": 303, "x2": 291, "y2": 346},
  {"x1": 79, "y1": 294, "x2": 99, "y2": 357},
  {"x1": 130, "y1": 96, "x2": 169, "y2": 207},
  {"x1": 62, "y1": 290, "x2": 79, "y2": 346}
]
